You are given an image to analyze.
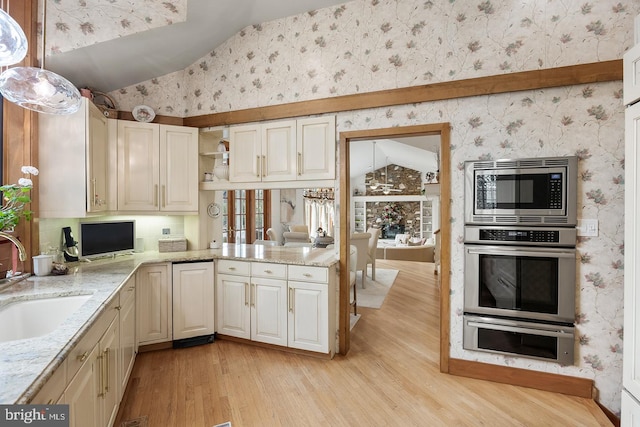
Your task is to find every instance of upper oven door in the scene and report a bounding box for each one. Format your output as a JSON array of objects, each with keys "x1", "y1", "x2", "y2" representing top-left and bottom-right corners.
[{"x1": 464, "y1": 244, "x2": 576, "y2": 323}]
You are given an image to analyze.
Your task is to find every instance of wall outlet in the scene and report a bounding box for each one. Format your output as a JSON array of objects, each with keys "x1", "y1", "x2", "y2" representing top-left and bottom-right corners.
[
  {"x1": 162, "y1": 228, "x2": 170, "y2": 235},
  {"x1": 576, "y1": 219, "x2": 598, "y2": 237}
]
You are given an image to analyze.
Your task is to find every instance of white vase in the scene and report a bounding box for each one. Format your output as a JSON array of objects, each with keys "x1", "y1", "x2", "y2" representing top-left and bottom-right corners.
[{"x1": 213, "y1": 164, "x2": 229, "y2": 181}]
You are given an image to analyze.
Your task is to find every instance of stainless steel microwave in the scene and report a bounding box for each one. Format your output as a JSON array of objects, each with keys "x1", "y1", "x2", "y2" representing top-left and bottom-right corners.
[{"x1": 464, "y1": 156, "x2": 577, "y2": 226}]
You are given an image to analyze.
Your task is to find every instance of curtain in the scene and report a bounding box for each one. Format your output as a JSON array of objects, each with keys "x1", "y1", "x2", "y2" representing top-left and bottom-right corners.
[{"x1": 304, "y1": 199, "x2": 335, "y2": 237}]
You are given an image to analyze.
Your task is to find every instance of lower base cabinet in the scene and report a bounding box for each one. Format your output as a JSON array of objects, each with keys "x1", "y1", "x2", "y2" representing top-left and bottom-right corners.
[
  {"x1": 217, "y1": 260, "x2": 335, "y2": 355},
  {"x1": 137, "y1": 263, "x2": 171, "y2": 345},
  {"x1": 31, "y1": 278, "x2": 136, "y2": 427},
  {"x1": 172, "y1": 261, "x2": 215, "y2": 340}
]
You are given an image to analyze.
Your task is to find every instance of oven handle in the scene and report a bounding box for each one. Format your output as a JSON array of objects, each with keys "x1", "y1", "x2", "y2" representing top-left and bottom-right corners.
[
  {"x1": 466, "y1": 247, "x2": 575, "y2": 258},
  {"x1": 467, "y1": 320, "x2": 573, "y2": 338}
]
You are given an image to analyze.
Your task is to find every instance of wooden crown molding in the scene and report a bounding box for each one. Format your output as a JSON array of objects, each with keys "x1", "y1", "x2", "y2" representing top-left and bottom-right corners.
[{"x1": 183, "y1": 60, "x2": 621, "y2": 128}]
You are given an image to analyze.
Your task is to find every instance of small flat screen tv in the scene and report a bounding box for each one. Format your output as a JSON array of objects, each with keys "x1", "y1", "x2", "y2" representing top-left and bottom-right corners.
[{"x1": 79, "y1": 220, "x2": 135, "y2": 259}]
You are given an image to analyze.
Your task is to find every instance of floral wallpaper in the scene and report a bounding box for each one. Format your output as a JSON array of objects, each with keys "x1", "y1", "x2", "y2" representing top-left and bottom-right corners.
[
  {"x1": 48, "y1": 0, "x2": 640, "y2": 415},
  {"x1": 44, "y1": 0, "x2": 186, "y2": 54}
]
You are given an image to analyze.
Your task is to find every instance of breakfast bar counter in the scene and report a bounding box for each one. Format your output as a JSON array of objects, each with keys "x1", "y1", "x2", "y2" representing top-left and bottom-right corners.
[{"x1": 0, "y1": 244, "x2": 338, "y2": 404}]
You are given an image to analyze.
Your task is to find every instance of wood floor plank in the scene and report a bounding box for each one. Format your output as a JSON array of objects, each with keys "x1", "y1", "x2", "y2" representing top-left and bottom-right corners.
[{"x1": 115, "y1": 259, "x2": 611, "y2": 426}]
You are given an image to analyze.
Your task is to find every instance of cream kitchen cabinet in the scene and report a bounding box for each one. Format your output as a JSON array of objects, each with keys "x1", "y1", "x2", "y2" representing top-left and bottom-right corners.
[
  {"x1": 137, "y1": 263, "x2": 172, "y2": 345},
  {"x1": 250, "y1": 262, "x2": 288, "y2": 346},
  {"x1": 117, "y1": 121, "x2": 198, "y2": 212},
  {"x1": 216, "y1": 260, "x2": 288, "y2": 346},
  {"x1": 229, "y1": 120, "x2": 297, "y2": 182},
  {"x1": 229, "y1": 116, "x2": 335, "y2": 183},
  {"x1": 119, "y1": 276, "x2": 136, "y2": 397},
  {"x1": 296, "y1": 116, "x2": 336, "y2": 180},
  {"x1": 287, "y1": 265, "x2": 330, "y2": 353},
  {"x1": 39, "y1": 97, "x2": 111, "y2": 217},
  {"x1": 63, "y1": 344, "x2": 101, "y2": 427},
  {"x1": 172, "y1": 261, "x2": 215, "y2": 340}
]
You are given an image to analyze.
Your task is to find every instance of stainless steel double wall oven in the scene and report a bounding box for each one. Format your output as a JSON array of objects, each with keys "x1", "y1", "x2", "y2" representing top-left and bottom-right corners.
[{"x1": 463, "y1": 156, "x2": 578, "y2": 365}]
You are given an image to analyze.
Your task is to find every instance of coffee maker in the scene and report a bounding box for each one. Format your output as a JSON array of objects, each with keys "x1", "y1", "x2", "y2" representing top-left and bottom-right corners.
[{"x1": 61, "y1": 226, "x2": 79, "y2": 262}]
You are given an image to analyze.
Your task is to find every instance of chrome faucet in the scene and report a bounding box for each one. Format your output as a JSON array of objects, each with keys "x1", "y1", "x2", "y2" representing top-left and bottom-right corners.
[{"x1": 0, "y1": 231, "x2": 27, "y2": 262}]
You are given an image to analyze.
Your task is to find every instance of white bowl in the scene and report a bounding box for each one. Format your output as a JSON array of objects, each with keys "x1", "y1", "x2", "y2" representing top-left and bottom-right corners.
[{"x1": 213, "y1": 164, "x2": 229, "y2": 181}]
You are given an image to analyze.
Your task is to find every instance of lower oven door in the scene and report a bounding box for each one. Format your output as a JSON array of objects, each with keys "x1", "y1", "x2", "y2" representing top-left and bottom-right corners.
[
  {"x1": 464, "y1": 244, "x2": 576, "y2": 323},
  {"x1": 463, "y1": 315, "x2": 575, "y2": 365}
]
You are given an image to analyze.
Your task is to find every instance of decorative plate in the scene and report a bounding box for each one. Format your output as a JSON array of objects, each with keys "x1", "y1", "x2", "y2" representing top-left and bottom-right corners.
[
  {"x1": 207, "y1": 202, "x2": 221, "y2": 218},
  {"x1": 132, "y1": 105, "x2": 155, "y2": 122}
]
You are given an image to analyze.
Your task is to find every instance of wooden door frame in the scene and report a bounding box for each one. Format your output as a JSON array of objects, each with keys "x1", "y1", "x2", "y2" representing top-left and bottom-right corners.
[{"x1": 338, "y1": 123, "x2": 452, "y2": 373}]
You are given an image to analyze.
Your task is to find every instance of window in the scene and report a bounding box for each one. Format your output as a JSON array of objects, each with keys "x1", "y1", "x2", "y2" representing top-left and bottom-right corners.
[{"x1": 223, "y1": 190, "x2": 271, "y2": 243}]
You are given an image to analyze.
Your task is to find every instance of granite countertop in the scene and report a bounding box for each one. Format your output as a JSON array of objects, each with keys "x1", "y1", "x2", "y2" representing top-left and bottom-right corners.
[{"x1": 0, "y1": 244, "x2": 338, "y2": 404}]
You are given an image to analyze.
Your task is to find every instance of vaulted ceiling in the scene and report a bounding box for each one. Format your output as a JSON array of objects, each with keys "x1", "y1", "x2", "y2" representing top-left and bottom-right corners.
[{"x1": 46, "y1": 0, "x2": 349, "y2": 93}]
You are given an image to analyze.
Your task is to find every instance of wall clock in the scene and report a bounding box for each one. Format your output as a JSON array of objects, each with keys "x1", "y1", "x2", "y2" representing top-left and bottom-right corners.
[{"x1": 207, "y1": 202, "x2": 221, "y2": 218}]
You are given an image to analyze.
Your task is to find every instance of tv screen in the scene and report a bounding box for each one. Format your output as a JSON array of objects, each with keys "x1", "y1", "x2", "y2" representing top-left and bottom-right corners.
[{"x1": 80, "y1": 220, "x2": 135, "y2": 258}]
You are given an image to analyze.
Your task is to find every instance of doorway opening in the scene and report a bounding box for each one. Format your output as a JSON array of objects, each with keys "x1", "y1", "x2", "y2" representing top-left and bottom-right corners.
[{"x1": 338, "y1": 123, "x2": 452, "y2": 372}]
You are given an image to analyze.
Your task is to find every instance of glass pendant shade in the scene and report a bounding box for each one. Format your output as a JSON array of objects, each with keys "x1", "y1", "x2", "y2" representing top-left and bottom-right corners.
[
  {"x1": 0, "y1": 9, "x2": 27, "y2": 66},
  {"x1": 0, "y1": 66, "x2": 81, "y2": 114}
]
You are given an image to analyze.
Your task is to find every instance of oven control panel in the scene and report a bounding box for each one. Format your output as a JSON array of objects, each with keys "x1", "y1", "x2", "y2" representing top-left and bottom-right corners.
[{"x1": 464, "y1": 226, "x2": 577, "y2": 246}]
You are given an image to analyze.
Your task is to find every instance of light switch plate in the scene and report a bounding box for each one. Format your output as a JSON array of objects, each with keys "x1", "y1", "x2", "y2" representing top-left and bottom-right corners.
[{"x1": 577, "y1": 219, "x2": 598, "y2": 237}]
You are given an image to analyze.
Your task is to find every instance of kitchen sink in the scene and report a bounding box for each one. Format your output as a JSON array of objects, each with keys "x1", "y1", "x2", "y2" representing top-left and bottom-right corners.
[{"x1": 0, "y1": 294, "x2": 93, "y2": 342}]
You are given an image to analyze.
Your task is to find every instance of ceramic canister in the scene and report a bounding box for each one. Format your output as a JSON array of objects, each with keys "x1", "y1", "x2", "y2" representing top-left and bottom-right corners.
[{"x1": 33, "y1": 254, "x2": 53, "y2": 276}]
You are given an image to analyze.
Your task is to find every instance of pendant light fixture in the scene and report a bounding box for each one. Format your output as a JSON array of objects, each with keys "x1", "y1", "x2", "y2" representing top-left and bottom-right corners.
[
  {"x1": 368, "y1": 141, "x2": 379, "y2": 190},
  {"x1": 0, "y1": 0, "x2": 81, "y2": 114},
  {"x1": 0, "y1": 4, "x2": 27, "y2": 66}
]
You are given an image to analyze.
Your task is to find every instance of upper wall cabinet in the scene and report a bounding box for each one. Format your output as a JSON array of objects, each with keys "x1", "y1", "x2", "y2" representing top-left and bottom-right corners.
[
  {"x1": 228, "y1": 116, "x2": 335, "y2": 184},
  {"x1": 296, "y1": 116, "x2": 336, "y2": 181},
  {"x1": 39, "y1": 98, "x2": 111, "y2": 218},
  {"x1": 117, "y1": 121, "x2": 198, "y2": 213},
  {"x1": 229, "y1": 120, "x2": 297, "y2": 182}
]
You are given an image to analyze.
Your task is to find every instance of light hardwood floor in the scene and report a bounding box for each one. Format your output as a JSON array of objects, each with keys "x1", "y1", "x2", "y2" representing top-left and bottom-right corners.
[{"x1": 115, "y1": 259, "x2": 611, "y2": 426}]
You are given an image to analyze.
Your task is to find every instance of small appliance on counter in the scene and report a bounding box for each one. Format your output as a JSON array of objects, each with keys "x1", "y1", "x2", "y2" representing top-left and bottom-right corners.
[{"x1": 62, "y1": 226, "x2": 79, "y2": 262}]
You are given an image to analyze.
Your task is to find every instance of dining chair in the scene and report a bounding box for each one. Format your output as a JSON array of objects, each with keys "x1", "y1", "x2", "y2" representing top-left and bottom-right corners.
[
  {"x1": 366, "y1": 227, "x2": 381, "y2": 281},
  {"x1": 350, "y1": 232, "x2": 371, "y2": 288},
  {"x1": 350, "y1": 244, "x2": 358, "y2": 315}
]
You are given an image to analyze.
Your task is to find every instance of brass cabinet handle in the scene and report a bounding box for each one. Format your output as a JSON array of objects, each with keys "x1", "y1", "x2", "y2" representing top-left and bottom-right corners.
[
  {"x1": 244, "y1": 282, "x2": 249, "y2": 306},
  {"x1": 154, "y1": 184, "x2": 158, "y2": 207},
  {"x1": 77, "y1": 351, "x2": 89, "y2": 362},
  {"x1": 297, "y1": 152, "x2": 302, "y2": 175},
  {"x1": 262, "y1": 155, "x2": 266, "y2": 178},
  {"x1": 251, "y1": 283, "x2": 255, "y2": 307},
  {"x1": 288, "y1": 287, "x2": 294, "y2": 312},
  {"x1": 104, "y1": 348, "x2": 110, "y2": 393},
  {"x1": 256, "y1": 155, "x2": 261, "y2": 178},
  {"x1": 162, "y1": 185, "x2": 166, "y2": 208},
  {"x1": 97, "y1": 353, "x2": 105, "y2": 397}
]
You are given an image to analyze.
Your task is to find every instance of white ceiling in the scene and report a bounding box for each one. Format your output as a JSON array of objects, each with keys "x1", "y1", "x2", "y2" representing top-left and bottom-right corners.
[
  {"x1": 349, "y1": 135, "x2": 441, "y2": 179},
  {"x1": 46, "y1": 0, "x2": 349, "y2": 93}
]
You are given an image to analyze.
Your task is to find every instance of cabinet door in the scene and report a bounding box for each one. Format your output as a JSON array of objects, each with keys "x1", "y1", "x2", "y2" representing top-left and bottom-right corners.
[
  {"x1": 229, "y1": 124, "x2": 261, "y2": 182},
  {"x1": 160, "y1": 125, "x2": 199, "y2": 212},
  {"x1": 100, "y1": 317, "x2": 120, "y2": 427},
  {"x1": 86, "y1": 103, "x2": 109, "y2": 213},
  {"x1": 262, "y1": 120, "x2": 297, "y2": 182},
  {"x1": 296, "y1": 116, "x2": 336, "y2": 180},
  {"x1": 287, "y1": 281, "x2": 328, "y2": 353},
  {"x1": 251, "y1": 277, "x2": 288, "y2": 346},
  {"x1": 622, "y1": 390, "x2": 640, "y2": 427},
  {"x1": 63, "y1": 345, "x2": 101, "y2": 427},
  {"x1": 624, "y1": 43, "x2": 640, "y2": 106},
  {"x1": 216, "y1": 273, "x2": 251, "y2": 339},
  {"x1": 172, "y1": 262, "x2": 215, "y2": 340},
  {"x1": 119, "y1": 278, "x2": 136, "y2": 397},
  {"x1": 625, "y1": 101, "x2": 640, "y2": 400},
  {"x1": 117, "y1": 121, "x2": 160, "y2": 211},
  {"x1": 137, "y1": 263, "x2": 171, "y2": 345}
]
